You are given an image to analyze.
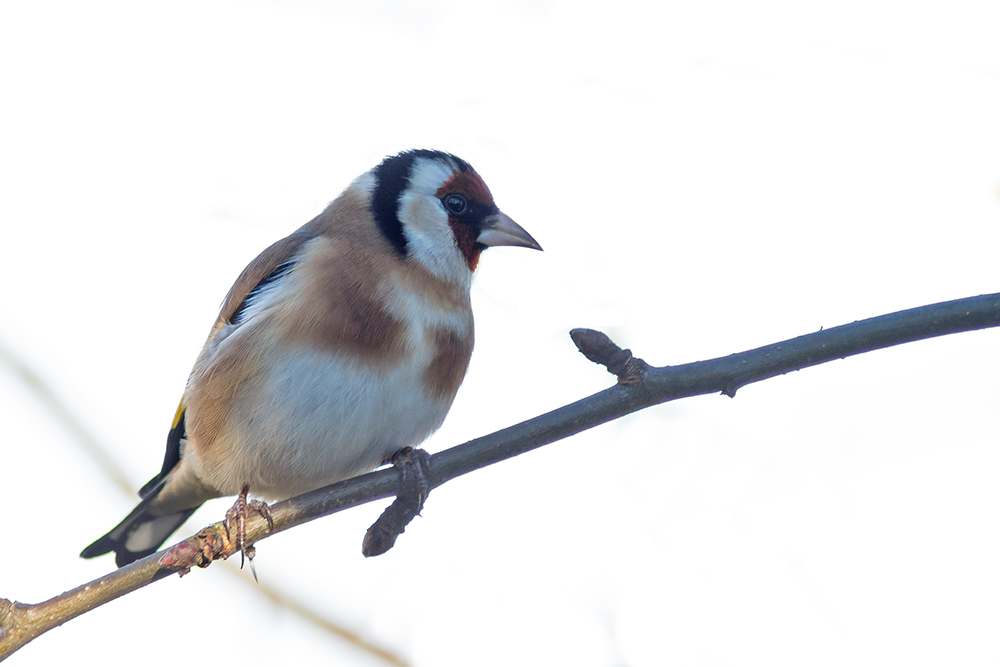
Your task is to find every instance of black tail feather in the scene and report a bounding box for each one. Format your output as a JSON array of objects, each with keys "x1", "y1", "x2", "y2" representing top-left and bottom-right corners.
[{"x1": 81, "y1": 485, "x2": 201, "y2": 567}]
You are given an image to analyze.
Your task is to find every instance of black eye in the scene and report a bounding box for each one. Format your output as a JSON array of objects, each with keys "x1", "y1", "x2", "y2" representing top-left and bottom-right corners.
[{"x1": 442, "y1": 193, "x2": 468, "y2": 216}]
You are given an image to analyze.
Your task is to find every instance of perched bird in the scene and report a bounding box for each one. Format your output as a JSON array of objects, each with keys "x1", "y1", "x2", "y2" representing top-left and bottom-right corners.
[{"x1": 81, "y1": 149, "x2": 541, "y2": 567}]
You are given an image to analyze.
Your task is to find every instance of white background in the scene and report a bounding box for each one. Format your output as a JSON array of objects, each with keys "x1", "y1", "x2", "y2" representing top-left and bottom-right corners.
[{"x1": 2, "y1": 1, "x2": 999, "y2": 665}]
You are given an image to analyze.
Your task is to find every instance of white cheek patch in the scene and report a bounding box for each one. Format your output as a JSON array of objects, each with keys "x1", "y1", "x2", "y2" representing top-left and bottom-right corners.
[{"x1": 398, "y1": 190, "x2": 471, "y2": 286}]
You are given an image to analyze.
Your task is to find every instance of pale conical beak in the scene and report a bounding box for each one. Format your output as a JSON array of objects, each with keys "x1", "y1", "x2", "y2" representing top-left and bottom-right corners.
[{"x1": 477, "y1": 211, "x2": 543, "y2": 251}]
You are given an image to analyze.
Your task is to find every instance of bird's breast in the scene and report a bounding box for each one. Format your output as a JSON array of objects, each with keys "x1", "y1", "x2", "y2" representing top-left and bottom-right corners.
[{"x1": 186, "y1": 271, "x2": 475, "y2": 500}]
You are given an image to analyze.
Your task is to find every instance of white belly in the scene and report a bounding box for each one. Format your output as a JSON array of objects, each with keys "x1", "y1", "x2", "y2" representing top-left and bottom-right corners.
[{"x1": 192, "y1": 349, "x2": 453, "y2": 499}]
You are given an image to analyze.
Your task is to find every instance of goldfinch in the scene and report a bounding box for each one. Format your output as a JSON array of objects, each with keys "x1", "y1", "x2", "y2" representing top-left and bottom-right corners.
[{"x1": 81, "y1": 149, "x2": 541, "y2": 567}]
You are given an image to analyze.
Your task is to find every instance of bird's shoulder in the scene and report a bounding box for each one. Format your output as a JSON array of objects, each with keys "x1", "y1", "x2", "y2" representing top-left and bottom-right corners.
[{"x1": 210, "y1": 187, "x2": 474, "y2": 367}]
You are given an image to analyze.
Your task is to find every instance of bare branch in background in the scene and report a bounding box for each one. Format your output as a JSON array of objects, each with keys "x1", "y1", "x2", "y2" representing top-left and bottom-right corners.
[{"x1": 0, "y1": 338, "x2": 410, "y2": 667}]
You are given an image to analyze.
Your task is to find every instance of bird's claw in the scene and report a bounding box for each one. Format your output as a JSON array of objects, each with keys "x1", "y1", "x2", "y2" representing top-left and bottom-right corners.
[
  {"x1": 362, "y1": 447, "x2": 432, "y2": 557},
  {"x1": 224, "y1": 484, "x2": 274, "y2": 576}
]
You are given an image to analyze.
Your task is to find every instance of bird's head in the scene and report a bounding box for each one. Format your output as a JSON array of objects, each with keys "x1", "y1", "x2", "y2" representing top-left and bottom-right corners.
[{"x1": 366, "y1": 149, "x2": 541, "y2": 285}]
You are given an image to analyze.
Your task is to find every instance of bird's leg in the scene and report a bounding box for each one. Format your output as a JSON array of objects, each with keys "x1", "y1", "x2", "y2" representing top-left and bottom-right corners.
[
  {"x1": 362, "y1": 447, "x2": 432, "y2": 557},
  {"x1": 390, "y1": 446, "x2": 431, "y2": 509},
  {"x1": 224, "y1": 484, "x2": 274, "y2": 579}
]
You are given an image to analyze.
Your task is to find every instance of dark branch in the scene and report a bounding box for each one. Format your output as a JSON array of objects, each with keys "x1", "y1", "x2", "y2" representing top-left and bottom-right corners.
[
  {"x1": 3, "y1": 292, "x2": 999, "y2": 659},
  {"x1": 569, "y1": 328, "x2": 647, "y2": 384}
]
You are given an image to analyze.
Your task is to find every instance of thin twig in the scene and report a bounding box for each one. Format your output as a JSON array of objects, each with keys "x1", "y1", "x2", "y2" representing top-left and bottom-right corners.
[
  {"x1": 0, "y1": 337, "x2": 410, "y2": 666},
  {"x1": 2, "y1": 292, "x2": 999, "y2": 660},
  {"x1": 0, "y1": 337, "x2": 134, "y2": 496}
]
